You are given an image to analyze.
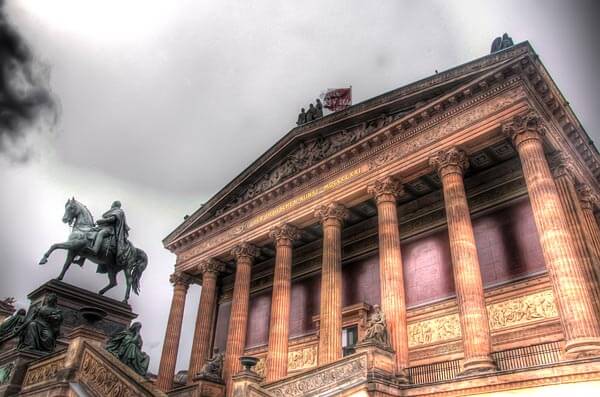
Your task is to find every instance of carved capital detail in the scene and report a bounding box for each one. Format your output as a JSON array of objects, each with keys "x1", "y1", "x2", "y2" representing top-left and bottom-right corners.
[
  {"x1": 198, "y1": 258, "x2": 226, "y2": 276},
  {"x1": 429, "y1": 147, "x2": 469, "y2": 178},
  {"x1": 502, "y1": 110, "x2": 547, "y2": 147},
  {"x1": 314, "y1": 202, "x2": 349, "y2": 225},
  {"x1": 169, "y1": 272, "x2": 192, "y2": 289},
  {"x1": 231, "y1": 242, "x2": 259, "y2": 261},
  {"x1": 577, "y1": 183, "x2": 599, "y2": 210},
  {"x1": 550, "y1": 151, "x2": 577, "y2": 180},
  {"x1": 269, "y1": 223, "x2": 301, "y2": 245},
  {"x1": 367, "y1": 176, "x2": 403, "y2": 204}
]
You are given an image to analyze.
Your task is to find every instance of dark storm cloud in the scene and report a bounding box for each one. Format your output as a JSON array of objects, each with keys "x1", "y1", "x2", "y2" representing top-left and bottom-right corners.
[{"x1": 0, "y1": 0, "x2": 58, "y2": 160}]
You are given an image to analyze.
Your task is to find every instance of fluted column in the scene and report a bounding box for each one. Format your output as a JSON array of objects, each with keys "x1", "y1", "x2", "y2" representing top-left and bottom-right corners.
[
  {"x1": 223, "y1": 242, "x2": 258, "y2": 396},
  {"x1": 315, "y1": 202, "x2": 348, "y2": 365},
  {"x1": 367, "y1": 177, "x2": 409, "y2": 381},
  {"x1": 156, "y1": 272, "x2": 191, "y2": 391},
  {"x1": 430, "y1": 148, "x2": 496, "y2": 374},
  {"x1": 188, "y1": 258, "x2": 226, "y2": 382},
  {"x1": 552, "y1": 155, "x2": 600, "y2": 322},
  {"x1": 503, "y1": 111, "x2": 600, "y2": 357},
  {"x1": 578, "y1": 184, "x2": 600, "y2": 265},
  {"x1": 266, "y1": 224, "x2": 300, "y2": 382}
]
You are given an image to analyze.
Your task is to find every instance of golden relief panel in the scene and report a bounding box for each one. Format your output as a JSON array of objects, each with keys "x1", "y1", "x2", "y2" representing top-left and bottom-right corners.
[
  {"x1": 22, "y1": 357, "x2": 64, "y2": 387},
  {"x1": 252, "y1": 344, "x2": 318, "y2": 378},
  {"x1": 487, "y1": 289, "x2": 558, "y2": 330},
  {"x1": 408, "y1": 313, "x2": 462, "y2": 348}
]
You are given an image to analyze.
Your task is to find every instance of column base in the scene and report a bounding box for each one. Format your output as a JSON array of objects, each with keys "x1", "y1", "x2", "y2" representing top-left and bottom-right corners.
[
  {"x1": 565, "y1": 337, "x2": 600, "y2": 359},
  {"x1": 395, "y1": 368, "x2": 411, "y2": 384},
  {"x1": 458, "y1": 356, "x2": 496, "y2": 376}
]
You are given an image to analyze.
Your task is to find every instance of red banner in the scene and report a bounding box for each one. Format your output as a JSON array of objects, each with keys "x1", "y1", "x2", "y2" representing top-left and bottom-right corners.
[{"x1": 321, "y1": 87, "x2": 352, "y2": 112}]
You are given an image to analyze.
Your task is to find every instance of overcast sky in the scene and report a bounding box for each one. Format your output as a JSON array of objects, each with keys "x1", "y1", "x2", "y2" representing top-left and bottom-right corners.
[{"x1": 1, "y1": 0, "x2": 599, "y2": 374}]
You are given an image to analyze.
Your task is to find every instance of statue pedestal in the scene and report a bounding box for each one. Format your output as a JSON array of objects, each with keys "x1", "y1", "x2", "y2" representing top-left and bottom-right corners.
[
  {"x1": 355, "y1": 340, "x2": 409, "y2": 383},
  {"x1": 0, "y1": 348, "x2": 44, "y2": 397},
  {"x1": 27, "y1": 279, "x2": 137, "y2": 337}
]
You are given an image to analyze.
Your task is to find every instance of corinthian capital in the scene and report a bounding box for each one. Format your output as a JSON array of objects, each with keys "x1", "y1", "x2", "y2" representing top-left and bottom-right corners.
[
  {"x1": 367, "y1": 176, "x2": 403, "y2": 204},
  {"x1": 269, "y1": 224, "x2": 300, "y2": 246},
  {"x1": 502, "y1": 110, "x2": 547, "y2": 147},
  {"x1": 231, "y1": 242, "x2": 259, "y2": 261},
  {"x1": 429, "y1": 147, "x2": 469, "y2": 178},
  {"x1": 314, "y1": 202, "x2": 349, "y2": 225},
  {"x1": 198, "y1": 258, "x2": 226, "y2": 276},
  {"x1": 169, "y1": 272, "x2": 192, "y2": 289},
  {"x1": 550, "y1": 151, "x2": 577, "y2": 180},
  {"x1": 577, "y1": 183, "x2": 599, "y2": 210}
]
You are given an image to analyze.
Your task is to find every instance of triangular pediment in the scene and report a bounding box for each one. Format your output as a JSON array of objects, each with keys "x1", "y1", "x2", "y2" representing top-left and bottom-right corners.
[{"x1": 164, "y1": 42, "x2": 534, "y2": 247}]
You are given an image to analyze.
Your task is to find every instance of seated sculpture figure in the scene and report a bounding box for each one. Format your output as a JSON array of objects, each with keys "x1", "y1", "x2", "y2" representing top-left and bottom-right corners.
[
  {"x1": 362, "y1": 304, "x2": 390, "y2": 348},
  {"x1": 16, "y1": 294, "x2": 63, "y2": 353},
  {"x1": 197, "y1": 348, "x2": 224, "y2": 381},
  {"x1": 106, "y1": 322, "x2": 150, "y2": 376},
  {"x1": 0, "y1": 309, "x2": 26, "y2": 340}
]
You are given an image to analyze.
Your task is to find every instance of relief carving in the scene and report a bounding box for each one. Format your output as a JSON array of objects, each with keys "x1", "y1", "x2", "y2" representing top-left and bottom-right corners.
[
  {"x1": 487, "y1": 290, "x2": 558, "y2": 330},
  {"x1": 287, "y1": 345, "x2": 317, "y2": 372},
  {"x1": 79, "y1": 351, "x2": 135, "y2": 397},
  {"x1": 408, "y1": 314, "x2": 462, "y2": 348},
  {"x1": 22, "y1": 357, "x2": 64, "y2": 387},
  {"x1": 267, "y1": 354, "x2": 366, "y2": 397}
]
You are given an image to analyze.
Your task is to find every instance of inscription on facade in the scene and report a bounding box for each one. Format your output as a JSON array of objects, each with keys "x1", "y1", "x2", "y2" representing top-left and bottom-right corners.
[{"x1": 180, "y1": 166, "x2": 366, "y2": 261}]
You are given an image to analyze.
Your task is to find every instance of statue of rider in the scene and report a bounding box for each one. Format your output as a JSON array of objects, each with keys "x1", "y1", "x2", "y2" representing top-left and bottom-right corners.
[{"x1": 92, "y1": 201, "x2": 132, "y2": 266}]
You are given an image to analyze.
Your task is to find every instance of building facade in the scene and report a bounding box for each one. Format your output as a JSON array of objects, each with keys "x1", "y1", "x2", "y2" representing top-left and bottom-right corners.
[{"x1": 159, "y1": 42, "x2": 600, "y2": 396}]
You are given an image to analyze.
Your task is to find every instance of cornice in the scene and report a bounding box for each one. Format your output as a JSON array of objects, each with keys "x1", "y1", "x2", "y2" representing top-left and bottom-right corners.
[{"x1": 164, "y1": 43, "x2": 533, "y2": 249}]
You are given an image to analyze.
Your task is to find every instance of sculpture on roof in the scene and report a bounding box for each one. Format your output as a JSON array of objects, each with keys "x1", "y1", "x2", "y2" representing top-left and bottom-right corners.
[
  {"x1": 491, "y1": 33, "x2": 514, "y2": 53},
  {"x1": 38, "y1": 198, "x2": 148, "y2": 304},
  {"x1": 297, "y1": 98, "x2": 324, "y2": 125}
]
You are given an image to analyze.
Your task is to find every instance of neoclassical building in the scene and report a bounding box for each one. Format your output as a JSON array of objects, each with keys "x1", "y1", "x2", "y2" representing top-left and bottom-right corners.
[{"x1": 158, "y1": 41, "x2": 600, "y2": 396}]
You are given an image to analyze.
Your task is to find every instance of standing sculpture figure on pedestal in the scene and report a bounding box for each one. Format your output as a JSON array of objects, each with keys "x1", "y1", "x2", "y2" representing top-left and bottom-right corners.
[{"x1": 38, "y1": 198, "x2": 148, "y2": 303}]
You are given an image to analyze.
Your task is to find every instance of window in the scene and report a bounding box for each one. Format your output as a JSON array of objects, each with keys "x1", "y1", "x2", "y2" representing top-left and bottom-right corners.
[{"x1": 342, "y1": 325, "x2": 358, "y2": 356}]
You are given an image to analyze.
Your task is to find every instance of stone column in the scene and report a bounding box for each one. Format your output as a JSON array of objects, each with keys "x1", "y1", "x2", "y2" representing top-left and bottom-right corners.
[
  {"x1": 503, "y1": 111, "x2": 600, "y2": 357},
  {"x1": 578, "y1": 184, "x2": 600, "y2": 264},
  {"x1": 223, "y1": 242, "x2": 258, "y2": 396},
  {"x1": 552, "y1": 156, "x2": 600, "y2": 321},
  {"x1": 156, "y1": 272, "x2": 191, "y2": 391},
  {"x1": 367, "y1": 176, "x2": 409, "y2": 381},
  {"x1": 266, "y1": 224, "x2": 300, "y2": 382},
  {"x1": 315, "y1": 202, "x2": 348, "y2": 365},
  {"x1": 188, "y1": 258, "x2": 226, "y2": 382},
  {"x1": 429, "y1": 148, "x2": 496, "y2": 374}
]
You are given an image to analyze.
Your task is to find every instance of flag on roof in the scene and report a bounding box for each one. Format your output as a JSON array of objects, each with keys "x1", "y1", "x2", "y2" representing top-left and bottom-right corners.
[{"x1": 320, "y1": 87, "x2": 352, "y2": 112}]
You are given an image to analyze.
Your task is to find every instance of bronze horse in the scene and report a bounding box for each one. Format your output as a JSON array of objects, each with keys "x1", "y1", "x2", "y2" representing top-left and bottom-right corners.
[{"x1": 39, "y1": 198, "x2": 147, "y2": 303}]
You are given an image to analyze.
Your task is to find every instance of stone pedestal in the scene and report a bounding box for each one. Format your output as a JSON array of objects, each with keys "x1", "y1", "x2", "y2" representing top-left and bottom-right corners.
[
  {"x1": 0, "y1": 349, "x2": 44, "y2": 397},
  {"x1": 27, "y1": 279, "x2": 137, "y2": 337}
]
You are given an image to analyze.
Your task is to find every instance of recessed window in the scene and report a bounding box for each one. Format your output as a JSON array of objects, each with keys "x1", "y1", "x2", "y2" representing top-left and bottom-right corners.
[{"x1": 342, "y1": 325, "x2": 358, "y2": 356}]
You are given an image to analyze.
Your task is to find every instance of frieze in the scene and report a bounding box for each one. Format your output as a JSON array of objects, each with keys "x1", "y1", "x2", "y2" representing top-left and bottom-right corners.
[
  {"x1": 487, "y1": 289, "x2": 558, "y2": 331},
  {"x1": 287, "y1": 344, "x2": 318, "y2": 372},
  {"x1": 408, "y1": 314, "x2": 462, "y2": 348},
  {"x1": 79, "y1": 351, "x2": 136, "y2": 397},
  {"x1": 266, "y1": 354, "x2": 366, "y2": 397},
  {"x1": 22, "y1": 356, "x2": 64, "y2": 387},
  {"x1": 179, "y1": 166, "x2": 366, "y2": 262}
]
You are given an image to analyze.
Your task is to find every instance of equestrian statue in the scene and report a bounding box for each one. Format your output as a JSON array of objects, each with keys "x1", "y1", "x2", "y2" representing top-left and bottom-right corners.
[{"x1": 39, "y1": 198, "x2": 148, "y2": 303}]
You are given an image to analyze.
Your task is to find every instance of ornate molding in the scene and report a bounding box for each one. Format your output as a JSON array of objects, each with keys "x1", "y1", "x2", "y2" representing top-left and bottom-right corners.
[
  {"x1": 367, "y1": 176, "x2": 403, "y2": 204},
  {"x1": 198, "y1": 258, "x2": 226, "y2": 276},
  {"x1": 502, "y1": 110, "x2": 547, "y2": 148},
  {"x1": 79, "y1": 351, "x2": 136, "y2": 397},
  {"x1": 314, "y1": 202, "x2": 349, "y2": 225},
  {"x1": 550, "y1": 151, "x2": 577, "y2": 180},
  {"x1": 269, "y1": 224, "x2": 301, "y2": 246},
  {"x1": 429, "y1": 147, "x2": 469, "y2": 178},
  {"x1": 22, "y1": 357, "x2": 64, "y2": 387},
  {"x1": 408, "y1": 314, "x2": 462, "y2": 348},
  {"x1": 266, "y1": 354, "x2": 366, "y2": 397},
  {"x1": 487, "y1": 290, "x2": 558, "y2": 331},
  {"x1": 169, "y1": 272, "x2": 192, "y2": 289},
  {"x1": 231, "y1": 242, "x2": 259, "y2": 261}
]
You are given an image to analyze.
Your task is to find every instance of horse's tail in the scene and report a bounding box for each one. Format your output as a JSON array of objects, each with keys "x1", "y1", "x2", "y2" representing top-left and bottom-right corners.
[{"x1": 131, "y1": 248, "x2": 148, "y2": 296}]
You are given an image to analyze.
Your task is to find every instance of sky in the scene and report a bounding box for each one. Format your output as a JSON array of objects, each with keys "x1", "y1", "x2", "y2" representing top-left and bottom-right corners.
[{"x1": 1, "y1": 0, "x2": 599, "y2": 374}]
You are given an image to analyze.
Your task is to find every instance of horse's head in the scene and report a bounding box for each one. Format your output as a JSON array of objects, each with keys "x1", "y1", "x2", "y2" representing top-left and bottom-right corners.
[{"x1": 63, "y1": 197, "x2": 80, "y2": 226}]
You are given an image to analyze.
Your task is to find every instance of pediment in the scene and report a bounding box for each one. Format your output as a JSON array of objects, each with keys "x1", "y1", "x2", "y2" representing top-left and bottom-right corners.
[{"x1": 164, "y1": 43, "x2": 535, "y2": 248}]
